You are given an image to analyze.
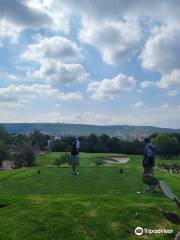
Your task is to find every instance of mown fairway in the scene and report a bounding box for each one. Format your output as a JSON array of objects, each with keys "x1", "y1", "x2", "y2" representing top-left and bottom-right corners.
[{"x1": 0, "y1": 153, "x2": 179, "y2": 240}]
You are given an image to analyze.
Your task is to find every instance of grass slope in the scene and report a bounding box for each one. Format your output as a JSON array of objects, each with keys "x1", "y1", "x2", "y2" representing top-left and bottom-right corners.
[{"x1": 0, "y1": 153, "x2": 179, "y2": 240}]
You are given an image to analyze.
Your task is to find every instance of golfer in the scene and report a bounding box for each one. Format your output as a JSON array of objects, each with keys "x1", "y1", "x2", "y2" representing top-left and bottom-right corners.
[
  {"x1": 142, "y1": 137, "x2": 156, "y2": 192},
  {"x1": 71, "y1": 137, "x2": 81, "y2": 175}
]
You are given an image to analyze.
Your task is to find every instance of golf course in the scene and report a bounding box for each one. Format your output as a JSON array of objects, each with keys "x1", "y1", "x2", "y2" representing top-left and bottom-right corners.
[{"x1": 0, "y1": 153, "x2": 179, "y2": 240}]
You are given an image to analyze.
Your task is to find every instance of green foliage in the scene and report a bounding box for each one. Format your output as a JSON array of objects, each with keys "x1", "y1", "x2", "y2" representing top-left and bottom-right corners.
[
  {"x1": 0, "y1": 125, "x2": 11, "y2": 167},
  {"x1": 0, "y1": 140, "x2": 10, "y2": 167},
  {"x1": 0, "y1": 125, "x2": 10, "y2": 143},
  {"x1": 52, "y1": 134, "x2": 144, "y2": 155},
  {"x1": 11, "y1": 146, "x2": 36, "y2": 169},
  {"x1": 11, "y1": 152, "x2": 23, "y2": 169},
  {"x1": 152, "y1": 133, "x2": 180, "y2": 157},
  {"x1": 30, "y1": 130, "x2": 49, "y2": 150},
  {"x1": 54, "y1": 152, "x2": 71, "y2": 166},
  {"x1": 52, "y1": 140, "x2": 67, "y2": 152}
]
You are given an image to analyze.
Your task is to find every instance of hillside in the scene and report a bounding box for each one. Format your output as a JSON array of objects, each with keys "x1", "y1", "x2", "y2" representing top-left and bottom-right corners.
[{"x1": 2, "y1": 123, "x2": 180, "y2": 140}]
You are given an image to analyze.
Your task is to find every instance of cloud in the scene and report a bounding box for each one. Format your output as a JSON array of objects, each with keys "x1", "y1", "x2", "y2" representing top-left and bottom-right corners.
[
  {"x1": 131, "y1": 101, "x2": 145, "y2": 108},
  {"x1": 0, "y1": 0, "x2": 69, "y2": 42},
  {"x1": 157, "y1": 69, "x2": 180, "y2": 89},
  {"x1": 0, "y1": 70, "x2": 18, "y2": 81},
  {"x1": 141, "y1": 24, "x2": 180, "y2": 74},
  {"x1": 140, "y1": 81, "x2": 154, "y2": 89},
  {"x1": 0, "y1": 84, "x2": 83, "y2": 107},
  {"x1": 22, "y1": 36, "x2": 82, "y2": 63},
  {"x1": 140, "y1": 24, "x2": 180, "y2": 89},
  {"x1": 60, "y1": 0, "x2": 180, "y2": 23},
  {"x1": 29, "y1": 60, "x2": 89, "y2": 85},
  {"x1": 0, "y1": 0, "x2": 51, "y2": 27},
  {"x1": 88, "y1": 73, "x2": 136, "y2": 100},
  {"x1": 0, "y1": 101, "x2": 24, "y2": 109},
  {"x1": 22, "y1": 36, "x2": 89, "y2": 85},
  {"x1": 57, "y1": 92, "x2": 83, "y2": 101},
  {"x1": 160, "y1": 103, "x2": 169, "y2": 110},
  {"x1": 0, "y1": 19, "x2": 23, "y2": 43},
  {"x1": 167, "y1": 90, "x2": 179, "y2": 97},
  {"x1": 24, "y1": 111, "x2": 111, "y2": 125},
  {"x1": 80, "y1": 19, "x2": 141, "y2": 65},
  {"x1": 3, "y1": 105, "x2": 180, "y2": 128}
]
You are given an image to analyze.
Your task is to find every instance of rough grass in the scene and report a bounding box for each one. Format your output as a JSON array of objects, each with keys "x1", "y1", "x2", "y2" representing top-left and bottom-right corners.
[{"x1": 0, "y1": 153, "x2": 179, "y2": 240}]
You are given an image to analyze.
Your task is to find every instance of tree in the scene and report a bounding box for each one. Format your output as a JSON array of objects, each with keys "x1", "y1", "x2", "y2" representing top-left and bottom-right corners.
[
  {"x1": 52, "y1": 140, "x2": 67, "y2": 152},
  {"x1": 11, "y1": 143, "x2": 36, "y2": 168},
  {"x1": 166, "y1": 137, "x2": 180, "y2": 157},
  {"x1": 152, "y1": 134, "x2": 168, "y2": 156},
  {"x1": 0, "y1": 140, "x2": 9, "y2": 167},
  {"x1": 0, "y1": 125, "x2": 10, "y2": 167},
  {"x1": 152, "y1": 133, "x2": 180, "y2": 158},
  {"x1": 30, "y1": 130, "x2": 49, "y2": 150}
]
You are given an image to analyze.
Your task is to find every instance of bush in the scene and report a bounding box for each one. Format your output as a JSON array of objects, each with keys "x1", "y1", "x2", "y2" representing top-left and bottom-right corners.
[
  {"x1": 11, "y1": 146, "x2": 36, "y2": 169},
  {"x1": 11, "y1": 152, "x2": 23, "y2": 169},
  {"x1": 54, "y1": 152, "x2": 71, "y2": 166}
]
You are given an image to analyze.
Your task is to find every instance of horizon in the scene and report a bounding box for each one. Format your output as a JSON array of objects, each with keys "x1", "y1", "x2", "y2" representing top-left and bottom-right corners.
[
  {"x1": 1, "y1": 122, "x2": 180, "y2": 130},
  {"x1": 0, "y1": 1, "x2": 180, "y2": 128}
]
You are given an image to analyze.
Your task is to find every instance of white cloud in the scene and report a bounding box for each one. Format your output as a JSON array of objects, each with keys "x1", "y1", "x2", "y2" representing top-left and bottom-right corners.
[
  {"x1": 160, "y1": 104, "x2": 169, "y2": 110},
  {"x1": 0, "y1": 84, "x2": 83, "y2": 107},
  {"x1": 57, "y1": 92, "x2": 83, "y2": 101},
  {"x1": 59, "y1": 0, "x2": 180, "y2": 24},
  {"x1": 30, "y1": 60, "x2": 89, "y2": 85},
  {"x1": 131, "y1": 101, "x2": 145, "y2": 108},
  {"x1": 88, "y1": 73, "x2": 136, "y2": 100},
  {"x1": 0, "y1": 19, "x2": 23, "y2": 43},
  {"x1": 26, "y1": 111, "x2": 111, "y2": 125},
  {"x1": 140, "y1": 81, "x2": 154, "y2": 89},
  {"x1": 27, "y1": 0, "x2": 70, "y2": 33},
  {"x1": 2, "y1": 105, "x2": 180, "y2": 128},
  {"x1": 167, "y1": 90, "x2": 179, "y2": 97},
  {"x1": 157, "y1": 69, "x2": 180, "y2": 89},
  {"x1": 0, "y1": 0, "x2": 69, "y2": 42},
  {"x1": 0, "y1": 102, "x2": 24, "y2": 109},
  {"x1": 0, "y1": 0, "x2": 51, "y2": 27},
  {"x1": 140, "y1": 24, "x2": 180, "y2": 89},
  {"x1": 0, "y1": 70, "x2": 18, "y2": 81},
  {"x1": 80, "y1": 19, "x2": 141, "y2": 65},
  {"x1": 141, "y1": 24, "x2": 180, "y2": 74},
  {"x1": 22, "y1": 36, "x2": 89, "y2": 85},
  {"x1": 22, "y1": 36, "x2": 82, "y2": 63}
]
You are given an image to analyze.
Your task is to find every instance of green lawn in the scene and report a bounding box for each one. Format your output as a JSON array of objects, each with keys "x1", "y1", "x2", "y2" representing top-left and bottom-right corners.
[{"x1": 0, "y1": 153, "x2": 179, "y2": 240}]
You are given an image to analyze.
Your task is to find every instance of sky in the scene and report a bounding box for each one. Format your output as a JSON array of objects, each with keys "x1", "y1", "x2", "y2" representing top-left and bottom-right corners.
[{"x1": 0, "y1": 0, "x2": 180, "y2": 128}]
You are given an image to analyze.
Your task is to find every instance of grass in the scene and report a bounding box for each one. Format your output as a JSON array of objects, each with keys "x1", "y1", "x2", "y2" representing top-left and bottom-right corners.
[{"x1": 0, "y1": 152, "x2": 179, "y2": 240}]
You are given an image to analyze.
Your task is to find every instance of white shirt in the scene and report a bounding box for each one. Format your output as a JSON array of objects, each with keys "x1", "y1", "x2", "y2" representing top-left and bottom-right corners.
[{"x1": 76, "y1": 139, "x2": 80, "y2": 149}]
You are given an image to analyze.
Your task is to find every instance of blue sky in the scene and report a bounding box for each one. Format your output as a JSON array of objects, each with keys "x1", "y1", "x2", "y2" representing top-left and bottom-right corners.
[{"x1": 0, "y1": 0, "x2": 180, "y2": 128}]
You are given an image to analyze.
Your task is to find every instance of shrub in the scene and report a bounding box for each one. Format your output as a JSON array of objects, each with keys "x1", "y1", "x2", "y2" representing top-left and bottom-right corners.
[
  {"x1": 11, "y1": 152, "x2": 23, "y2": 169},
  {"x1": 54, "y1": 152, "x2": 71, "y2": 166},
  {"x1": 11, "y1": 146, "x2": 36, "y2": 169}
]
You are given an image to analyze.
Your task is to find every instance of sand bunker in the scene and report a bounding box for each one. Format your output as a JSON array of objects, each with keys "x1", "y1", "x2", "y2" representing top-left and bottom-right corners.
[{"x1": 104, "y1": 156, "x2": 129, "y2": 165}]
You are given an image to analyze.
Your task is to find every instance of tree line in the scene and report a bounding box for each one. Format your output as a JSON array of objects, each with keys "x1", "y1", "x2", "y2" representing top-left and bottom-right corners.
[{"x1": 0, "y1": 124, "x2": 180, "y2": 169}]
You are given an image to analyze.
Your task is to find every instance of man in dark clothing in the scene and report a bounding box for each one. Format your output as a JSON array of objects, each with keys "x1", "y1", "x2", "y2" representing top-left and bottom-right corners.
[
  {"x1": 143, "y1": 137, "x2": 156, "y2": 192},
  {"x1": 71, "y1": 137, "x2": 81, "y2": 175}
]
